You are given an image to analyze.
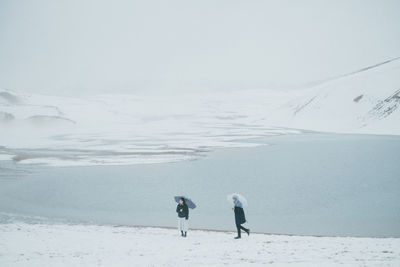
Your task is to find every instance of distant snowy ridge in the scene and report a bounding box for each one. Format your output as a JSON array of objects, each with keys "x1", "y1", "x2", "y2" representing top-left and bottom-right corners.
[
  {"x1": 304, "y1": 56, "x2": 400, "y2": 87},
  {"x1": 0, "y1": 58, "x2": 399, "y2": 166}
]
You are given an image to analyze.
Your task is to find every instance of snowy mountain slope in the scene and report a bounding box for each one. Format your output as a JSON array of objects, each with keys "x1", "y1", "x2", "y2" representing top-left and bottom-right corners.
[
  {"x1": 0, "y1": 58, "x2": 399, "y2": 166},
  {"x1": 284, "y1": 57, "x2": 400, "y2": 134}
]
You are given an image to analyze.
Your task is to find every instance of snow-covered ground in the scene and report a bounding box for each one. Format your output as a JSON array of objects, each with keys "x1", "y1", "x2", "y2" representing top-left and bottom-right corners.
[
  {"x1": 1, "y1": 222, "x2": 399, "y2": 267},
  {"x1": 1, "y1": 58, "x2": 399, "y2": 166},
  {"x1": 1, "y1": 58, "x2": 399, "y2": 265}
]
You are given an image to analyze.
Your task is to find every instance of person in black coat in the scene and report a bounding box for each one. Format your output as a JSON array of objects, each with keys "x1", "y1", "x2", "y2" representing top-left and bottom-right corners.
[
  {"x1": 232, "y1": 195, "x2": 250, "y2": 239},
  {"x1": 176, "y1": 197, "x2": 189, "y2": 237}
]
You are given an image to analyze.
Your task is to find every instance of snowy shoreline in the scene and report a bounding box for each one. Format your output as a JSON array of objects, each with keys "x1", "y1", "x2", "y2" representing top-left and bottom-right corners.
[
  {"x1": 1, "y1": 133, "x2": 399, "y2": 238},
  {"x1": 1, "y1": 222, "x2": 399, "y2": 267}
]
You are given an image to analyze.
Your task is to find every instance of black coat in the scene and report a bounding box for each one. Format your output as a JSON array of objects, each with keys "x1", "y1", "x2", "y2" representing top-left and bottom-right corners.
[
  {"x1": 176, "y1": 203, "x2": 189, "y2": 220},
  {"x1": 234, "y1": 206, "x2": 246, "y2": 225}
]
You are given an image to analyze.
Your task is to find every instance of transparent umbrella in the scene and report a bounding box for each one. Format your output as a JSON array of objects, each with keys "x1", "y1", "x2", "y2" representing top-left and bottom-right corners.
[{"x1": 227, "y1": 193, "x2": 248, "y2": 207}]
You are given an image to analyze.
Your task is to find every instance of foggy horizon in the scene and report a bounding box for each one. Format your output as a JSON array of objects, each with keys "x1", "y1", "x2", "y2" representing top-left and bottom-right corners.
[{"x1": 1, "y1": 0, "x2": 400, "y2": 96}]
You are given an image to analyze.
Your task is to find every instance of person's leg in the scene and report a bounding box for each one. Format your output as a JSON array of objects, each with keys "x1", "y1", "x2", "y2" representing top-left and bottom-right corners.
[
  {"x1": 235, "y1": 223, "x2": 241, "y2": 238},
  {"x1": 178, "y1": 218, "x2": 184, "y2": 236},
  {"x1": 240, "y1": 225, "x2": 250, "y2": 235},
  {"x1": 183, "y1": 219, "x2": 188, "y2": 237}
]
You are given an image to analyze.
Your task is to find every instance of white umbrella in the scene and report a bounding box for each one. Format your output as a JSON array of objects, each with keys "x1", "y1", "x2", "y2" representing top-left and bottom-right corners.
[{"x1": 227, "y1": 193, "x2": 248, "y2": 207}]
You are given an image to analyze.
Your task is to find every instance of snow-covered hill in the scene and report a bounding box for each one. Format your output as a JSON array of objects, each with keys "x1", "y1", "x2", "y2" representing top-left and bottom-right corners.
[
  {"x1": 1, "y1": 58, "x2": 399, "y2": 166},
  {"x1": 283, "y1": 57, "x2": 400, "y2": 134}
]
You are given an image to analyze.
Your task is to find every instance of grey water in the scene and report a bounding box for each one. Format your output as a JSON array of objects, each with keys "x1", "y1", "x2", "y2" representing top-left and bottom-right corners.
[{"x1": 0, "y1": 133, "x2": 399, "y2": 237}]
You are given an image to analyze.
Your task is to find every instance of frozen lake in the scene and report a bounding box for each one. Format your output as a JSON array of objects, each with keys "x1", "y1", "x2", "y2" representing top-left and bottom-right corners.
[{"x1": 0, "y1": 133, "x2": 399, "y2": 237}]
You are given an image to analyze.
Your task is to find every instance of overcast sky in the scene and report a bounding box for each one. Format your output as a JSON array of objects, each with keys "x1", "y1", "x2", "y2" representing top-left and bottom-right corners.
[{"x1": 0, "y1": 0, "x2": 399, "y2": 95}]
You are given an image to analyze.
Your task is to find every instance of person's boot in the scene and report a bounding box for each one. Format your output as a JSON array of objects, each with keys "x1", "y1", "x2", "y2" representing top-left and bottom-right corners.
[
  {"x1": 184, "y1": 231, "x2": 187, "y2": 237},
  {"x1": 181, "y1": 231, "x2": 184, "y2": 237},
  {"x1": 235, "y1": 229, "x2": 241, "y2": 239},
  {"x1": 245, "y1": 228, "x2": 250, "y2": 236}
]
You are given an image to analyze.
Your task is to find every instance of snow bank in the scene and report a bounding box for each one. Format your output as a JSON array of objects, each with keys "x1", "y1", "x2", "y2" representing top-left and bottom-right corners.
[{"x1": 0, "y1": 223, "x2": 399, "y2": 267}]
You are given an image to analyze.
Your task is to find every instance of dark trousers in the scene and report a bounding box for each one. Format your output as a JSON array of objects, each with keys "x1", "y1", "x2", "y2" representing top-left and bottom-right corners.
[{"x1": 236, "y1": 223, "x2": 248, "y2": 237}]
